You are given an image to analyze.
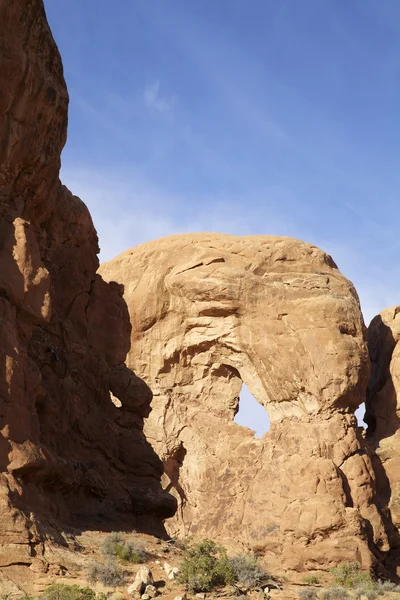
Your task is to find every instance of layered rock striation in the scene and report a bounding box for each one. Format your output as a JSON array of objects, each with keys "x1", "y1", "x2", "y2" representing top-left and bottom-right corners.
[
  {"x1": 100, "y1": 233, "x2": 391, "y2": 573},
  {"x1": 0, "y1": 0, "x2": 175, "y2": 579}
]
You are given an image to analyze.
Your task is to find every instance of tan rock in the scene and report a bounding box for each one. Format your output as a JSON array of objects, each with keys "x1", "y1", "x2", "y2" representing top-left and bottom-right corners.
[
  {"x1": 164, "y1": 561, "x2": 179, "y2": 580},
  {"x1": 145, "y1": 584, "x2": 158, "y2": 598},
  {"x1": 128, "y1": 580, "x2": 144, "y2": 596},
  {"x1": 100, "y1": 233, "x2": 387, "y2": 571},
  {"x1": 129, "y1": 565, "x2": 154, "y2": 596}
]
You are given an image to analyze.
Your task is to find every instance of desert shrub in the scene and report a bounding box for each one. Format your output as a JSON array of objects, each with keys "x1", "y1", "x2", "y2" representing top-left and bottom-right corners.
[
  {"x1": 352, "y1": 587, "x2": 378, "y2": 600},
  {"x1": 87, "y1": 560, "x2": 125, "y2": 587},
  {"x1": 101, "y1": 531, "x2": 146, "y2": 564},
  {"x1": 42, "y1": 585, "x2": 96, "y2": 600},
  {"x1": 319, "y1": 587, "x2": 349, "y2": 600},
  {"x1": 178, "y1": 538, "x2": 234, "y2": 593},
  {"x1": 376, "y1": 580, "x2": 400, "y2": 593},
  {"x1": 298, "y1": 588, "x2": 318, "y2": 600},
  {"x1": 303, "y1": 576, "x2": 320, "y2": 585},
  {"x1": 227, "y1": 553, "x2": 267, "y2": 588},
  {"x1": 299, "y1": 584, "x2": 379, "y2": 600},
  {"x1": 329, "y1": 562, "x2": 374, "y2": 590}
]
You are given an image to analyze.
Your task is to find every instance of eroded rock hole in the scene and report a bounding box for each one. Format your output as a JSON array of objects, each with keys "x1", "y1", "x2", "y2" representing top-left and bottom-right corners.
[
  {"x1": 355, "y1": 402, "x2": 367, "y2": 429},
  {"x1": 234, "y1": 383, "x2": 270, "y2": 438}
]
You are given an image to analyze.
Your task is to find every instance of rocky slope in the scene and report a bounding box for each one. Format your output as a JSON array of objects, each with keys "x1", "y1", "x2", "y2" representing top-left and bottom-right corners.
[
  {"x1": 100, "y1": 234, "x2": 393, "y2": 574},
  {"x1": 0, "y1": 0, "x2": 175, "y2": 588}
]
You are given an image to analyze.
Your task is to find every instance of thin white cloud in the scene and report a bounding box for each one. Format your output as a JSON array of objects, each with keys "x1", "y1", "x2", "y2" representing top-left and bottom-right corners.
[
  {"x1": 60, "y1": 165, "x2": 399, "y2": 325},
  {"x1": 144, "y1": 80, "x2": 174, "y2": 114},
  {"x1": 60, "y1": 165, "x2": 295, "y2": 262}
]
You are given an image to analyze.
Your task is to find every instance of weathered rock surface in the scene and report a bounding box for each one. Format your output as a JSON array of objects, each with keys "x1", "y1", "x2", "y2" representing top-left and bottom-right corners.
[
  {"x1": 366, "y1": 307, "x2": 400, "y2": 564},
  {"x1": 0, "y1": 0, "x2": 174, "y2": 587},
  {"x1": 5, "y1": 0, "x2": 400, "y2": 587},
  {"x1": 100, "y1": 233, "x2": 390, "y2": 572}
]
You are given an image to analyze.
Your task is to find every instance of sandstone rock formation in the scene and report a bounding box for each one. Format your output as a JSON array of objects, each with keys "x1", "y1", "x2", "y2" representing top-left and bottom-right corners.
[
  {"x1": 0, "y1": 0, "x2": 174, "y2": 587},
  {"x1": 366, "y1": 308, "x2": 400, "y2": 564},
  {"x1": 100, "y1": 234, "x2": 391, "y2": 573},
  {"x1": 4, "y1": 0, "x2": 400, "y2": 589}
]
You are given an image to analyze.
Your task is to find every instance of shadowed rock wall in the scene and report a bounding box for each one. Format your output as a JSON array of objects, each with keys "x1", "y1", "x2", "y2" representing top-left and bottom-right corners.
[
  {"x1": 366, "y1": 308, "x2": 400, "y2": 575},
  {"x1": 0, "y1": 0, "x2": 175, "y2": 580}
]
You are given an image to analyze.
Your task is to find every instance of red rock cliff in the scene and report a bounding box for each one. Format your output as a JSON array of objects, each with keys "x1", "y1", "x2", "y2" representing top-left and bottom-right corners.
[{"x1": 0, "y1": 0, "x2": 176, "y2": 574}]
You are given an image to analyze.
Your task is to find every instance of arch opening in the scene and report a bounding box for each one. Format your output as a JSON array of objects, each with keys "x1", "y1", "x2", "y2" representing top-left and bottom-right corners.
[
  {"x1": 355, "y1": 402, "x2": 367, "y2": 429},
  {"x1": 234, "y1": 383, "x2": 270, "y2": 438}
]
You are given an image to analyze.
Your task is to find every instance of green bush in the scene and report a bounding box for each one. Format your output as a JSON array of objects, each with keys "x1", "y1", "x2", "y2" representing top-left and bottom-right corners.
[
  {"x1": 87, "y1": 561, "x2": 125, "y2": 587},
  {"x1": 302, "y1": 576, "x2": 320, "y2": 585},
  {"x1": 42, "y1": 585, "x2": 96, "y2": 600},
  {"x1": 329, "y1": 562, "x2": 374, "y2": 589},
  {"x1": 101, "y1": 532, "x2": 146, "y2": 564},
  {"x1": 178, "y1": 539, "x2": 235, "y2": 593},
  {"x1": 227, "y1": 553, "x2": 267, "y2": 588}
]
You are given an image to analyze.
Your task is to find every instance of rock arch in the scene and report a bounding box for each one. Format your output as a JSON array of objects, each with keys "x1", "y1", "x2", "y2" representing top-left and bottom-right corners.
[{"x1": 100, "y1": 233, "x2": 391, "y2": 573}]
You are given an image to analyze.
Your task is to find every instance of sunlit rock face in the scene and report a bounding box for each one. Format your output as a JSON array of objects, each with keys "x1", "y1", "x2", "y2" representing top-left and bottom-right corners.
[
  {"x1": 101, "y1": 233, "x2": 391, "y2": 573},
  {"x1": 0, "y1": 0, "x2": 175, "y2": 586}
]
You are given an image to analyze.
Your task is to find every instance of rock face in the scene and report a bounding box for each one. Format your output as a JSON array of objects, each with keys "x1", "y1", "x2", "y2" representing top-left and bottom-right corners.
[
  {"x1": 0, "y1": 0, "x2": 174, "y2": 582},
  {"x1": 366, "y1": 308, "x2": 400, "y2": 563},
  {"x1": 100, "y1": 233, "x2": 390, "y2": 572}
]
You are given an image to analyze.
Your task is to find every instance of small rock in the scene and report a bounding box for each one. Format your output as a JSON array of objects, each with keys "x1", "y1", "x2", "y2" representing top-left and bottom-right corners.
[
  {"x1": 128, "y1": 566, "x2": 154, "y2": 597},
  {"x1": 168, "y1": 568, "x2": 179, "y2": 580},
  {"x1": 137, "y1": 565, "x2": 154, "y2": 585},
  {"x1": 164, "y1": 561, "x2": 180, "y2": 580},
  {"x1": 145, "y1": 585, "x2": 157, "y2": 598},
  {"x1": 141, "y1": 595, "x2": 150, "y2": 600},
  {"x1": 128, "y1": 581, "x2": 143, "y2": 596},
  {"x1": 196, "y1": 594, "x2": 206, "y2": 599},
  {"x1": 174, "y1": 595, "x2": 187, "y2": 600}
]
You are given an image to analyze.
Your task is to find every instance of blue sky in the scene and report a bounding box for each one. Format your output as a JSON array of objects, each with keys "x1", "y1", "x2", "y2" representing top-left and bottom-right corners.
[{"x1": 44, "y1": 0, "x2": 399, "y2": 435}]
